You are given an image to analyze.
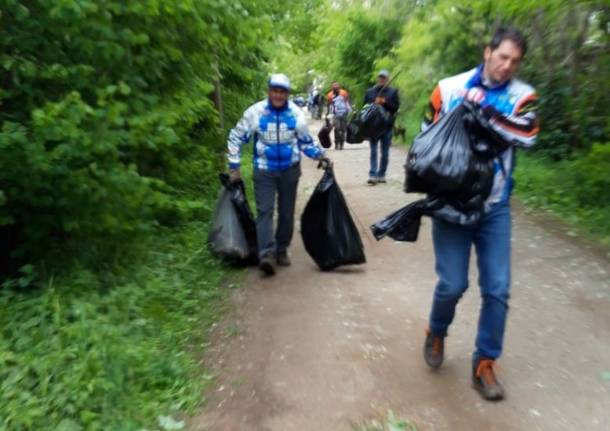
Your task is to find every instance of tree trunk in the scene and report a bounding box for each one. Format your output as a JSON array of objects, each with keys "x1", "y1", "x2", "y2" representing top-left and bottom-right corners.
[{"x1": 212, "y1": 58, "x2": 224, "y2": 130}]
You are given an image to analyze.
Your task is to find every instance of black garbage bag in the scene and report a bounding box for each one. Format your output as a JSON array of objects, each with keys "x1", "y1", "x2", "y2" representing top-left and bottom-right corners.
[
  {"x1": 463, "y1": 103, "x2": 511, "y2": 157},
  {"x1": 208, "y1": 174, "x2": 258, "y2": 264},
  {"x1": 301, "y1": 168, "x2": 366, "y2": 270},
  {"x1": 405, "y1": 101, "x2": 506, "y2": 196},
  {"x1": 370, "y1": 202, "x2": 423, "y2": 242},
  {"x1": 405, "y1": 103, "x2": 474, "y2": 195},
  {"x1": 429, "y1": 201, "x2": 484, "y2": 226},
  {"x1": 346, "y1": 113, "x2": 364, "y2": 144},
  {"x1": 373, "y1": 102, "x2": 511, "y2": 242},
  {"x1": 318, "y1": 118, "x2": 333, "y2": 149},
  {"x1": 370, "y1": 198, "x2": 444, "y2": 242},
  {"x1": 359, "y1": 103, "x2": 391, "y2": 139},
  {"x1": 405, "y1": 101, "x2": 508, "y2": 226}
]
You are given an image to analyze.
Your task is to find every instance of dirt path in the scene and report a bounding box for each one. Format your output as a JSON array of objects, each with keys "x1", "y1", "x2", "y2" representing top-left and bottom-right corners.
[{"x1": 191, "y1": 120, "x2": 610, "y2": 431}]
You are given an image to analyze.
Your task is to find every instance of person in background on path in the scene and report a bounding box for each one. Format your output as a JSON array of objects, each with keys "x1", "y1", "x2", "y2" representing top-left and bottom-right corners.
[
  {"x1": 421, "y1": 26, "x2": 539, "y2": 401},
  {"x1": 307, "y1": 90, "x2": 315, "y2": 115},
  {"x1": 311, "y1": 90, "x2": 323, "y2": 120},
  {"x1": 326, "y1": 81, "x2": 352, "y2": 150},
  {"x1": 227, "y1": 73, "x2": 332, "y2": 276},
  {"x1": 364, "y1": 69, "x2": 400, "y2": 184}
]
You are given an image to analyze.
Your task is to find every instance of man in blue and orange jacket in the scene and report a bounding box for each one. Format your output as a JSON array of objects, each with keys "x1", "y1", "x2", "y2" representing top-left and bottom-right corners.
[{"x1": 421, "y1": 26, "x2": 539, "y2": 401}]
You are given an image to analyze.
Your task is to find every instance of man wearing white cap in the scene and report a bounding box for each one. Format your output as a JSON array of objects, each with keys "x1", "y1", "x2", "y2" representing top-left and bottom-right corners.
[
  {"x1": 364, "y1": 69, "x2": 400, "y2": 184},
  {"x1": 227, "y1": 73, "x2": 332, "y2": 276}
]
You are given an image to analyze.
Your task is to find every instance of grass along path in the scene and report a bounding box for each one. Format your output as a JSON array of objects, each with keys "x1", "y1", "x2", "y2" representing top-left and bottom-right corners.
[{"x1": 0, "y1": 221, "x2": 237, "y2": 431}]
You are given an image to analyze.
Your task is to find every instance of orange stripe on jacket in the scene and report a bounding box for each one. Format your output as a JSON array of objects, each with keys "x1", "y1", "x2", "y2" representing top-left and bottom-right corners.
[
  {"x1": 515, "y1": 93, "x2": 538, "y2": 113},
  {"x1": 430, "y1": 85, "x2": 442, "y2": 123},
  {"x1": 327, "y1": 89, "x2": 349, "y2": 103}
]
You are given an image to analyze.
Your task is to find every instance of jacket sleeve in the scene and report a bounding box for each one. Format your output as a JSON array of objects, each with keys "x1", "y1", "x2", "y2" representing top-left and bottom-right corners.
[
  {"x1": 296, "y1": 111, "x2": 324, "y2": 160},
  {"x1": 363, "y1": 88, "x2": 374, "y2": 105},
  {"x1": 343, "y1": 90, "x2": 353, "y2": 112},
  {"x1": 227, "y1": 107, "x2": 255, "y2": 169},
  {"x1": 482, "y1": 93, "x2": 539, "y2": 148},
  {"x1": 422, "y1": 85, "x2": 442, "y2": 131},
  {"x1": 384, "y1": 88, "x2": 400, "y2": 114}
]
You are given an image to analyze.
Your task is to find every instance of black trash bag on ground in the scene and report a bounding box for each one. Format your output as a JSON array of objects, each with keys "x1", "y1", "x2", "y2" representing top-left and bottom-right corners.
[
  {"x1": 318, "y1": 118, "x2": 333, "y2": 149},
  {"x1": 358, "y1": 103, "x2": 391, "y2": 139},
  {"x1": 301, "y1": 168, "x2": 366, "y2": 270},
  {"x1": 208, "y1": 174, "x2": 258, "y2": 264}
]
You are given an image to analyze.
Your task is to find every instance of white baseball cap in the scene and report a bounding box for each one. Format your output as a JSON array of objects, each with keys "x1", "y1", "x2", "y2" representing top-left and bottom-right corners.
[
  {"x1": 378, "y1": 69, "x2": 390, "y2": 78},
  {"x1": 268, "y1": 73, "x2": 291, "y2": 91}
]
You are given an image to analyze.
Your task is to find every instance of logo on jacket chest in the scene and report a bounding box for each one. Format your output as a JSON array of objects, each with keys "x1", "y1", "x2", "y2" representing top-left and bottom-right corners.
[
  {"x1": 259, "y1": 122, "x2": 295, "y2": 143},
  {"x1": 447, "y1": 90, "x2": 518, "y2": 115}
]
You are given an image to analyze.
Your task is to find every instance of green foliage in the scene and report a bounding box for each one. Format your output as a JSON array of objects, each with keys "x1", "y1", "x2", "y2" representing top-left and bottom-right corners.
[
  {"x1": 264, "y1": 0, "x2": 326, "y2": 93},
  {"x1": 313, "y1": 9, "x2": 402, "y2": 102},
  {"x1": 0, "y1": 0, "x2": 291, "y2": 428},
  {"x1": 334, "y1": 13, "x2": 402, "y2": 101},
  {"x1": 514, "y1": 143, "x2": 610, "y2": 246},
  {"x1": 0, "y1": 0, "x2": 273, "y2": 271},
  {"x1": 381, "y1": 0, "x2": 610, "y2": 151},
  {"x1": 0, "y1": 222, "x2": 232, "y2": 430},
  {"x1": 292, "y1": 0, "x2": 609, "y2": 245}
]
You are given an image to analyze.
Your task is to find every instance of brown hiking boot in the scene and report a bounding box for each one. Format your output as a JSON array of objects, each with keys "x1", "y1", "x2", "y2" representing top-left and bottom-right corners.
[
  {"x1": 276, "y1": 251, "x2": 291, "y2": 267},
  {"x1": 472, "y1": 359, "x2": 505, "y2": 401},
  {"x1": 423, "y1": 329, "x2": 444, "y2": 369},
  {"x1": 258, "y1": 253, "x2": 276, "y2": 276}
]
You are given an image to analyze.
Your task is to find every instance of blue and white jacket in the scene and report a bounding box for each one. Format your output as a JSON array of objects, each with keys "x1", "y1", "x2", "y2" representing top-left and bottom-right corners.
[{"x1": 227, "y1": 99, "x2": 324, "y2": 171}]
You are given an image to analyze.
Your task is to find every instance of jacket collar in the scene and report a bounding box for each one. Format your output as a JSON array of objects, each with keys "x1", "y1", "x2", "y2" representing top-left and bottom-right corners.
[
  {"x1": 468, "y1": 64, "x2": 511, "y2": 91},
  {"x1": 266, "y1": 99, "x2": 289, "y2": 112}
]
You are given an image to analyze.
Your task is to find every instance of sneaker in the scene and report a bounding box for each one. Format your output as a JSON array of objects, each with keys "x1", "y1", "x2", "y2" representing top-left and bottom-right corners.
[
  {"x1": 276, "y1": 251, "x2": 291, "y2": 267},
  {"x1": 367, "y1": 177, "x2": 378, "y2": 185},
  {"x1": 472, "y1": 359, "x2": 505, "y2": 401},
  {"x1": 258, "y1": 253, "x2": 276, "y2": 276},
  {"x1": 377, "y1": 176, "x2": 387, "y2": 183},
  {"x1": 423, "y1": 329, "x2": 444, "y2": 369}
]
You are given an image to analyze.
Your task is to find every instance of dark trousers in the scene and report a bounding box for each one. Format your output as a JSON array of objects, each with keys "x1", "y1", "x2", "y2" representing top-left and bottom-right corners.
[
  {"x1": 333, "y1": 115, "x2": 348, "y2": 149},
  {"x1": 253, "y1": 164, "x2": 301, "y2": 258}
]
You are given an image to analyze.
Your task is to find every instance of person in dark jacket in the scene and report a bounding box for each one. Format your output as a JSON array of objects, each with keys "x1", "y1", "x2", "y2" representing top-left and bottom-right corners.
[{"x1": 364, "y1": 69, "x2": 400, "y2": 184}]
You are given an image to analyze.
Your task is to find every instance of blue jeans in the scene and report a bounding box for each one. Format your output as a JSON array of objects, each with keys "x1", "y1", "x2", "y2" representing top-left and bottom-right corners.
[
  {"x1": 429, "y1": 201, "x2": 511, "y2": 362},
  {"x1": 369, "y1": 129, "x2": 392, "y2": 178}
]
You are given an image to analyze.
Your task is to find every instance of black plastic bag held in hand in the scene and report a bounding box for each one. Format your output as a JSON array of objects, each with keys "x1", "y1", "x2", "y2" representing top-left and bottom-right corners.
[
  {"x1": 346, "y1": 112, "x2": 364, "y2": 144},
  {"x1": 358, "y1": 103, "x2": 391, "y2": 139},
  {"x1": 301, "y1": 168, "x2": 366, "y2": 271},
  {"x1": 208, "y1": 173, "x2": 258, "y2": 264},
  {"x1": 405, "y1": 103, "x2": 474, "y2": 195},
  {"x1": 318, "y1": 118, "x2": 333, "y2": 149},
  {"x1": 371, "y1": 198, "x2": 443, "y2": 242},
  {"x1": 373, "y1": 101, "x2": 508, "y2": 243}
]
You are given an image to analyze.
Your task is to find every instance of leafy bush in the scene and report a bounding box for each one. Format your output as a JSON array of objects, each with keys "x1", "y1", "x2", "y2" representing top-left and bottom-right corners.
[
  {"x1": 514, "y1": 143, "x2": 610, "y2": 245},
  {"x1": 0, "y1": 0, "x2": 271, "y2": 273}
]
